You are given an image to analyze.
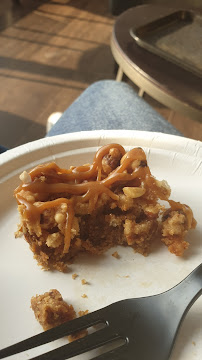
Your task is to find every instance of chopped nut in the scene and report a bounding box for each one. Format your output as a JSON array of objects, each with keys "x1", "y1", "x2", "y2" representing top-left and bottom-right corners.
[
  {"x1": 81, "y1": 294, "x2": 87, "y2": 298},
  {"x1": 123, "y1": 187, "x2": 146, "y2": 198},
  {"x1": 61, "y1": 203, "x2": 68, "y2": 212},
  {"x1": 131, "y1": 159, "x2": 141, "y2": 170},
  {"x1": 109, "y1": 147, "x2": 120, "y2": 158},
  {"x1": 39, "y1": 176, "x2": 46, "y2": 182},
  {"x1": 19, "y1": 190, "x2": 35, "y2": 203},
  {"x1": 46, "y1": 233, "x2": 63, "y2": 248},
  {"x1": 72, "y1": 273, "x2": 78, "y2": 280},
  {"x1": 19, "y1": 171, "x2": 32, "y2": 184},
  {"x1": 71, "y1": 217, "x2": 80, "y2": 238},
  {"x1": 143, "y1": 203, "x2": 162, "y2": 217},
  {"x1": 15, "y1": 225, "x2": 23, "y2": 238},
  {"x1": 78, "y1": 310, "x2": 89, "y2": 317},
  {"x1": 112, "y1": 251, "x2": 120, "y2": 259},
  {"x1": 26, "y1": 194, "x2": 35, "y2": 203},
  {"x1": 155, "y1": 179, "x2": 171, "y2": 196},
  {"x1": 55, "y1": 212, "x2": 66, "y2": 224}
]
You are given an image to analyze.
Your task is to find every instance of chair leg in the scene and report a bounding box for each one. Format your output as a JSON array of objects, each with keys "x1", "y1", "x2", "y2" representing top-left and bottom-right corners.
[
  {"x1": 138, "y1": 88, "x2": 144, "y2": 97},
  {"x1": 116, "y1": 66, "x2": 124, "y2": 81},
  {"x1": 168, "y1": 109, "x2": 176, "y2": 122}
]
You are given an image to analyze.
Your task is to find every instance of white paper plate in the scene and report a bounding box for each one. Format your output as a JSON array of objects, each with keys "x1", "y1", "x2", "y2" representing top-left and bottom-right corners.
[{"x1": 0, "y1": 130, "x2": 202, "y2": 359}]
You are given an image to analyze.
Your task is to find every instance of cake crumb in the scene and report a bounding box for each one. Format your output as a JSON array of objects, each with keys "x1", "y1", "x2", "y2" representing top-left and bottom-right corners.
[
  {"x1": 82, "y1": 294, "x2": 87, "y2": 298},
  {"x1": 112, "y1": 251, "x2": 120, "y2": 259},
  {"x1": 78, "y1": 310, "x2": 89, "y2": 317},
  {"x1": 72, "y1": 273, "x2": 78, "y2": 280},
  {"x1": 192, "y1": 341, "x2": 196, "y2": 346},
  {"x1": 81, "y1": 279, "x2": 88, "y2": 285},
  {"x1": 30, "y1": 289, "x2": 76, "y2": 331},
  {"x1": 124, "y1": 275, "x2": 130, "y2": 278},
  {"x1": 68, "y1": 329, "x2": 88, "y2": 342},
  {"x1": 31, "y1": 289, "x2": 88, "y2": 342}
]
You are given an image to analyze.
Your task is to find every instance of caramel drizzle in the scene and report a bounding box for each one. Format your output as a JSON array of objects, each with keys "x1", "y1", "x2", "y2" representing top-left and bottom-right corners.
[
  {"x1": 17, "y1": 195, "x2": 74, "y2": 253},
  {"x1": 168, "y1": 200, "x2": 196, "y2": 229},
  {"x1": 15, "y1": 144, "x2": 150, "y2": 254}
]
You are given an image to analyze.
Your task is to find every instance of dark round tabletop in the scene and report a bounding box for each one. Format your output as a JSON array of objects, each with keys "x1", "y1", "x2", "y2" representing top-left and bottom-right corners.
[{"x1": 111, "y1": 5, "x2": 202, "y2": 122}]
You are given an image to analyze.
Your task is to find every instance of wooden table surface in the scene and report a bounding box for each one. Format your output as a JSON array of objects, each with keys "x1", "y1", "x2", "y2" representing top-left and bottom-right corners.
[{"x1": 111, "y1": 5, "x2": 202, "y2": 122}]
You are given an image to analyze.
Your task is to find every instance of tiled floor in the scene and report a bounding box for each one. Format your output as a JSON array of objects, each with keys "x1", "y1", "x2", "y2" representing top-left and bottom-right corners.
[{"x1": 0, "y1": 0, "x2": 201, "y2": 149}]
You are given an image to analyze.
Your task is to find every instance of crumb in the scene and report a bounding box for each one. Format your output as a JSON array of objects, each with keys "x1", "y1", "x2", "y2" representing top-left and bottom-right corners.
[
  {"x1": 192, "y1": 341, "x2": 196, "y2": 346},
  {"x1": 78, "y1": 310, "x2": 89, "y2": 317},
  {"x1": 112, "y1": 251, "x2": 120, "y2": 259},
  {"x1": 124, "y1": 275, "x2": 130, "y2": 278},
  {"x1": 68, "y1": 329, "x2": 88, "y2": 342},
  {"x1": 81, "y1": 294, "x2": 87, "y2": 298},
  {"x1": 69, "y1": 310, "x2": 89, "y2": 340},
  {"x1": 72, "y1": 273, "x2": 78, "y2": 280},
  {"x1": 30, "y1": 289, "x2": 76, "y2": 331},
  {"x1": 31, "y1": 289, "x2": 88, "y2": 342},
  {"x1": 81, "y1": 279, "x2": 88, "y2": 285}
]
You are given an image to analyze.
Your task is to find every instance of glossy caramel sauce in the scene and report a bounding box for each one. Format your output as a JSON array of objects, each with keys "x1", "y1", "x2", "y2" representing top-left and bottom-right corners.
[{"x1": 14, "y1": 144, "x2": 160, "y2": 253}]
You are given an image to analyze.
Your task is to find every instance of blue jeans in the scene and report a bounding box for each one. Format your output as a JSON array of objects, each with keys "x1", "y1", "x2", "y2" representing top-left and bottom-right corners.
[
  {"x1": 0, "y1": 80, "x2": 181, "y2": 154},
  {"x1": 0, "y1": 145, "x2": 7, "y2": 154},
  {"x1": 47, "y1": 80, "x2": 181, "y2": 137}
]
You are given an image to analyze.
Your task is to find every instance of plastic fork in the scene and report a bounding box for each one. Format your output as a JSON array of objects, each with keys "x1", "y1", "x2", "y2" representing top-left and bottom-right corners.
[{"x1": 1, "y1": 263, "x2": 202, "y2": 360}]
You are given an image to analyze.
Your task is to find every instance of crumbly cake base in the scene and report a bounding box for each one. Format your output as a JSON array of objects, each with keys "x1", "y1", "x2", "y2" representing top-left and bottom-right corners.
[{"x1": 23, "y1": 203, "x2": 159, "y2": 272}]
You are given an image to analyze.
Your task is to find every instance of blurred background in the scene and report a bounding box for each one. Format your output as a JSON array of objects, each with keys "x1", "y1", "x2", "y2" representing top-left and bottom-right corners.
[{"x1": 0, "y1": 0, "x2": 201, "y2": 149}]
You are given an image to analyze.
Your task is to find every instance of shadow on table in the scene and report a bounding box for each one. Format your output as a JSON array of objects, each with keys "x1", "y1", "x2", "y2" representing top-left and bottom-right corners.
[
  {"x1": 43, "y1": 0, "x2": 112, "y2": 18},
  {"x1": 0, "y1": 42, "x2": 115, "y2": 82},
  {"x1": 0, "y1": 110, "x2": 46, "y2": 149}
]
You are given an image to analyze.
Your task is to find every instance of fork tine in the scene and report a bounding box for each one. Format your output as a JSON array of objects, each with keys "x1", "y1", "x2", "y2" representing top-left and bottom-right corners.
[
  {"x1": 0, "y1": 310, "x2": 104, "y2": 359},
  {"x1": 90, "y1": 344, "x2": 127, "y2": 360},
  {"x1": 29, "y1": 327, "x2": 120, "y2": 360}
]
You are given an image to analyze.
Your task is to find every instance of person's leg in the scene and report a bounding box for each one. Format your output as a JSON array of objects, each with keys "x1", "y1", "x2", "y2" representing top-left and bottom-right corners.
[
  {"x1": 47, "y1": 80, "x2": 182, "y2": 137},
  {"x1": 0, "y1": 145, "x2": 8, "y2": 154}
]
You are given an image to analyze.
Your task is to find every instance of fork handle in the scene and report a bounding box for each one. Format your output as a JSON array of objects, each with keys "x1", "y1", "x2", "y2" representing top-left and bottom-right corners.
[{"x1": 166, "y1": 263, "x2": 202, "y2": 316}]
